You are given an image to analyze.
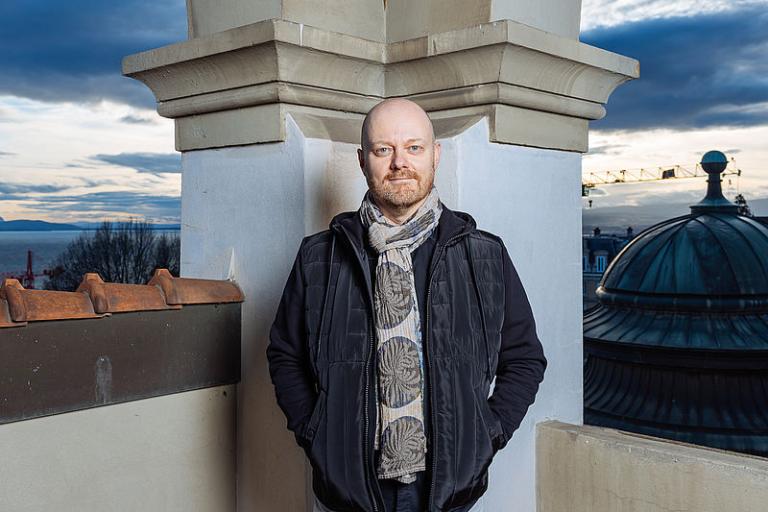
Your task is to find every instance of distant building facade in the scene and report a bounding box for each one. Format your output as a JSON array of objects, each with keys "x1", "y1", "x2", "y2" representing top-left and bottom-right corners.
[{"x1": 582, "y1": 226, "x2": 633, "y2": 310}]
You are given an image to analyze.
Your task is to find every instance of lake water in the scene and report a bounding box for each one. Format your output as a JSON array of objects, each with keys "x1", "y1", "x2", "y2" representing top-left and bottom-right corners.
[{"x1": 0, "y1": 230, "x2": 180, "y2": 287}]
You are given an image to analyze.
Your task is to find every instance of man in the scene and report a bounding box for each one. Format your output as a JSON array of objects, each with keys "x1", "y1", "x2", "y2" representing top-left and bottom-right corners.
[{"x1": 267, "y1": 98, "x2": 546, "y2": 512}]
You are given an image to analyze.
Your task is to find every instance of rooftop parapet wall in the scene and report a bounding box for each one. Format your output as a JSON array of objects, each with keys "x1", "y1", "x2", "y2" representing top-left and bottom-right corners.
[
  {"x1": 0, "y1": 270, "x2": 244, "y2": 424},
  {"x1": 537, "y1": 421, "x2": 768, "y2": 512}
]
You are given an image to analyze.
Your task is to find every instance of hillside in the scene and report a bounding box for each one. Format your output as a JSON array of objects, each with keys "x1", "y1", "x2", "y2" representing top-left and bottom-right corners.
[{"x1": 0, "y1": 218, "x2": 82, "y2": 231}]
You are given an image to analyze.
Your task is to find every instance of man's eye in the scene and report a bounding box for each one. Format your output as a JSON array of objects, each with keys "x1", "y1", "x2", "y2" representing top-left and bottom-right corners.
[
  {"x1": 409, "y1": 145, "x2": 423, "y2": 152},
  {"x1": 374, "y1": 147, "x2": 391, "y2": 155}
]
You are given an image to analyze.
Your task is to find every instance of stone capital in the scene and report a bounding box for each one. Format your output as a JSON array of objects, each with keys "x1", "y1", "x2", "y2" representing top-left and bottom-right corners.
[{"x1": 124, "y1": 7, "x2": 638, "y2": 152}]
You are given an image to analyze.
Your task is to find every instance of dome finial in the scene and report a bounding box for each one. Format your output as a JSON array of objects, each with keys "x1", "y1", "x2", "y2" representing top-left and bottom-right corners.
[{"x1": 690, "y1": 150, "x2": 738, "y2": 214}]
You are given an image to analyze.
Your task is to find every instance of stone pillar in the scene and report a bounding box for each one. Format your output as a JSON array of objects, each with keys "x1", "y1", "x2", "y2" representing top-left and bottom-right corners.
[{"x1": 124, "y1": 2, "x2": 637, "y2": 510}]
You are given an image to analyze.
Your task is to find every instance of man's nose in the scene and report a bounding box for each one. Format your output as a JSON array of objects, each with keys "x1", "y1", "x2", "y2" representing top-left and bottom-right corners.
[{"x1": 390, "y1": 148, "x2": 408, "y2": 169}]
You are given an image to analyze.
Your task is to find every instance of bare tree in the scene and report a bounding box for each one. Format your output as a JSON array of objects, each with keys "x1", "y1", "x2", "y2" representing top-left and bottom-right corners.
[
  {"x1": 153, "y1": 231, "x2": 181, "y2": 276},
  {"x1": 45, "y1": 220, "x2": 180, "y2": 291}
]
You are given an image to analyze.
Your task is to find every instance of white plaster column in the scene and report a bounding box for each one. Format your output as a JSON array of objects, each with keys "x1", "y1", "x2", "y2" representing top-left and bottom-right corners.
[
  {"x1": 437, "y1": 120, "x2": 583, "y2": 511},
  {"x1": 124, "y1": 2, "x2": 637, "y2": 510}
]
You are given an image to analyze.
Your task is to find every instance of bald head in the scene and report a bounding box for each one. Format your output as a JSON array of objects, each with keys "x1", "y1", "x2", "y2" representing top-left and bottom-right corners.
[
  {"x1": 357, "y1": 98, "x2": 441, "y2": 224},
  {"x1": 360, "y1": 98, "x2": 435, "y2": 150}
]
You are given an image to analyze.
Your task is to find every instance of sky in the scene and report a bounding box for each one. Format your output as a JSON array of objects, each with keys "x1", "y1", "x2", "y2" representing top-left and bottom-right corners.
[
  {"x1": 0, "y1": 0, "x2": 766, "y2": 225},
  {"x1": 580, "y1": 0, "x2": 768, "y2": 227}
]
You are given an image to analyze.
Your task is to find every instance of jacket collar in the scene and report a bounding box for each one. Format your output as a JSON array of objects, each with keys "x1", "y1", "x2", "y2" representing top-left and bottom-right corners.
[{"x1": 330, "y1": 200, "x2": 477, "y2": 253}]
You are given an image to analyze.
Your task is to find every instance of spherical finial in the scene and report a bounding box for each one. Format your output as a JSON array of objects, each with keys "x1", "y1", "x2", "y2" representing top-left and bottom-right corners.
[{"x1": 701, "y1": 150, "x2": 728, "y2": 174}]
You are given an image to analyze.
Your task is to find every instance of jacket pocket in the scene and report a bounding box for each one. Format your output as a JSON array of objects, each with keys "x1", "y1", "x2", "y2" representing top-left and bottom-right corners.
[
  {"x1": 474, "y1": 392, "x2": 504, "y2": 453},
  {"x1": 299, "y1": 389, "x2": 327, "y2": 448}
]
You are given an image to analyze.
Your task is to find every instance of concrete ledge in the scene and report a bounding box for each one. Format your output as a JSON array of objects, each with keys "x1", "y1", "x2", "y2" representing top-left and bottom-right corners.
[
  {"x1": 0, "y1": 385, "x2": 236, "y2": 512},
  {"x1": 537, "y1": 421, "x2": 768, "y2": 512},
  {"x1": 124, "y1": 18, "x2": 637, "y2": 152}
]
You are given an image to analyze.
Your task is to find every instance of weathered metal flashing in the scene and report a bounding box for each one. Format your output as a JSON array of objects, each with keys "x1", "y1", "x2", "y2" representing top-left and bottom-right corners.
[
  {"x1": 0, "y1": 270, "x2": 244, "y2": 424},
  {"x1": 148, "y1": 268, "x2": 245, "y2": 305},
  {"x1": 76, "y1": 272, "x2": 181, "y2": 313},
  {"x1": 0, "y1": 269, "x2": 244, "y2": 327},
  {"x1": 0, "y1": 278, "x2": 104, "y2": 323},
  {"x1": 0, "y1": 299, "x2": 24, "y2": 328},
  {"x1": 0, "y1": 304, "x2": 241, "y2": 424}
]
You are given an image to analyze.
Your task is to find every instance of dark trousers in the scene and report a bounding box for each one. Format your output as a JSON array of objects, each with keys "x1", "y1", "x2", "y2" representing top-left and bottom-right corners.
[{"x1": 378, "y1": 470, "x2": 429, "y2": 512}]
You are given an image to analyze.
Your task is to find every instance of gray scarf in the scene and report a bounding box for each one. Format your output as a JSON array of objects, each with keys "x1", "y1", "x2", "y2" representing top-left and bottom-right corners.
[{"x1": 359, "y1": 187, "x2": 442, "y2": 483}]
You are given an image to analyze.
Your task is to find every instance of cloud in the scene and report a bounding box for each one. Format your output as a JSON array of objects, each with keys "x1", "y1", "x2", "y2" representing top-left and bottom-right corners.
[
  {"x1": 583, "y1": 5, "x2": 768, "y2": 131},
  {"x1": 0, "y1": 150, "x2": 15, "y2": 156},
  {"x1": 92, "y1": 152, "x2": 181, "y2": 174},
  {"x1": 587, "y1": 144, "x2": 628, "y2": 156},
  {"x1": 581, "y1": 0, "x2": 761, "y2": 30},
  {"x1": 0, "y1": 1, "x2": 187, "y2": 108},
  {"x1": 119, "y1": 114, "x2": 157, "y2": 125},
  {"x1": 582, "y1": 192, "x2": 768, "y2": 233},
  {"x1": 0, "y1": 183, "x2": 69, "y2": 195},
  {"x1": 26, "y1": 191, "x2": 181, "y2": 221}
]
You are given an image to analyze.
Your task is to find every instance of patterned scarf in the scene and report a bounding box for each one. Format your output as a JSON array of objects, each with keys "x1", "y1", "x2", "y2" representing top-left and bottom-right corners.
[{"x1": 359, "y1": 187, "x2": 442, "y2": 484}]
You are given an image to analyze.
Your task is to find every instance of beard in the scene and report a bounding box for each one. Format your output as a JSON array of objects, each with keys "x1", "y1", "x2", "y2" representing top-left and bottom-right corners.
[{"x1": 366, "y1": 165, "x2": 436, "y2": 213}]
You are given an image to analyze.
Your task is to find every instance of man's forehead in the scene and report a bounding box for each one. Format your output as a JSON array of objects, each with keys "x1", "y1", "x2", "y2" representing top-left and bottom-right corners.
[
  {"x1": 368, "y1": 103, "x2": 430, "y2": 125},
  {"x1": 368, "y1": 136, "x2": 428, "y2": 146},
  {"x1": 362, "y1": 103, "x2": 435, "y2": 145}
]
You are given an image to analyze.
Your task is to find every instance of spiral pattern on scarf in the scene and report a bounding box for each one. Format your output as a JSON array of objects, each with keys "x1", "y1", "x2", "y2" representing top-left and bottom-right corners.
[
  {"x1": 378, "y1": 337, "x2": 421, "y2": 408},
  {"x1": 378, "y1": 417, "x2": 427, "y2": 477},
  {"x1": 374, "y1": 262, "x2": 413, "y2": 329}
]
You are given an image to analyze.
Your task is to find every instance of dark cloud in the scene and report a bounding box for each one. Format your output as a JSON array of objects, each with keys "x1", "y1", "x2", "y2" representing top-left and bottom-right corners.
[
  {"x1": 0, "y1": 1, "x2": 187, "y2": 108},
  {"x1": 0, "y1": 151, "x2": 15, "y2": 156},
  {"x1": 0, "y1": 183, "x2": 70, "y2": 195},
  {"x1": 92, "y1": 152, "x2": 181, "y2": 174},
  {"x1": 78, "y1": 177, "x2": 122, "y2": 187},
  {"x1": 26, "y1": 191, "x2": 181, "y2": 221},
  {"x1": 583, "y1": 6, "x2": 768, "y2": 131}
]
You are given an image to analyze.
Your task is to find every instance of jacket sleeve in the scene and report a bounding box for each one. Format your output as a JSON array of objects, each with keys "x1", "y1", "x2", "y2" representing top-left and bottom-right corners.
[
  {"x1": 487, "y1": 242, "x2": 547, "y2": 449},
  {"x1": 266, "y1": 239, "x2": 318, "y2": 446}
]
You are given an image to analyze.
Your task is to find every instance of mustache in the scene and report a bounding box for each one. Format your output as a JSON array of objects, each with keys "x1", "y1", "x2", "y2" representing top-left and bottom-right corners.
[{"x1": 385, "y1": 170, "x2": 419, "y2": 180}]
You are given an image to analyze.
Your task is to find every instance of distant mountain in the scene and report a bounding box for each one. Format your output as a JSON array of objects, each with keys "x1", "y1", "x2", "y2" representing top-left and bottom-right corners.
[
  {"x1": 0, "y1": 219, "x2": 81, "y2": 231},
  {"x1": 0, "y1": 218, "x2": 181, "y2": 231},
  {"x1": 71, "y1": 221, "x2": 181, "y2": 230},
  {"x1": 583, "y1": 197, "x2": 768, "y2": 235}
]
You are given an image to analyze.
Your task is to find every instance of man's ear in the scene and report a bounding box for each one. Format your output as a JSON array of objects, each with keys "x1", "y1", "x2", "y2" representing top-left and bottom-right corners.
[
  {"x1": 357, "y1": 148, "x2": 366, "y2": 173},
  {"x1": 433, "y1": 141, "x2": 442, "y2": 171}
]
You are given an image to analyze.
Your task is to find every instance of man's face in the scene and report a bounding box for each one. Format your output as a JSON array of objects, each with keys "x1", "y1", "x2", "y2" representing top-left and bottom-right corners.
[{"x1": 357, "y1": 102, "x2": 441, "y2": 213}]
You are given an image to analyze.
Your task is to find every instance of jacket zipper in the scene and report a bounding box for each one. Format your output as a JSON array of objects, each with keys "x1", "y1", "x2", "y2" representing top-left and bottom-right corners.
[
  {"x1": 363, "y1": 322, "x2": 379, "y2": 512},
  {"x1": 336, "y1": 225, "x2": 382, "y2": 512},
  {"x1": 425, "y1": 233, "x2": 465, "y2": 511}
]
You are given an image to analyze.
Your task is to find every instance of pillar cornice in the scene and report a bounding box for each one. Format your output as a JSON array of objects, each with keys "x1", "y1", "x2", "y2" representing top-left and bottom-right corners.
[{"x1": 123, "y1": 18, "x2": 638, "y2": 152}]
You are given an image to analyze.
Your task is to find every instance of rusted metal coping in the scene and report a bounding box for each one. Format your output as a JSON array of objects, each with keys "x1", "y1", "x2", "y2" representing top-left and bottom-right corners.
[
  {"x1": 1, "y1": 278, "x2": 104, "y2": 323},
  {"x1": 77, "y1": 272, "x2": 181, "y2": 313},
  {"x1": 0, "y1": 268, "x2": 244, "y2": 326},
  {"x1": 0, "y1": 270, "x2": 244, "y2": 424},
  {"x1": 148, "y1": 268, "x2": 245, "y2": 305},
  {"x1": 0, "y1": 298, "x2": 23, "y2": 328}
]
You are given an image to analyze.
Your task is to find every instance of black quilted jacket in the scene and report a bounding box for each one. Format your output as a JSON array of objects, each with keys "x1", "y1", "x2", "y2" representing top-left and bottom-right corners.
[{"x1": 267, "y1": 205, "x2": 547, "y2": 512}]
